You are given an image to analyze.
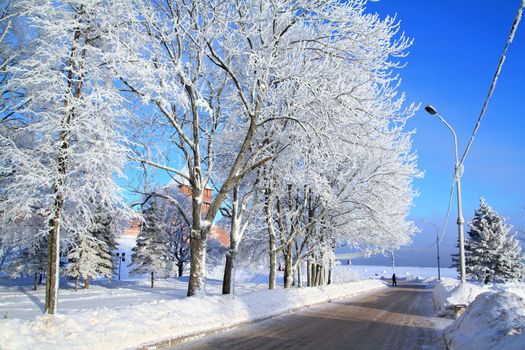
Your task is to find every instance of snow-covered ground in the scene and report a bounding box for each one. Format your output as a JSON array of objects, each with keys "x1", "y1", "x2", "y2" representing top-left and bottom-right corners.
[
  {"x1": 432, "y1": 278, "x2": 525, "y2": 350},
  {"x1": 0, "y1": 264, "x2": 454, "y2": 349},
  {"x1": 0, "y1": 275, "x2": 275, "y2": 321},
  {"x1": 0, "y1": 264, "x2": 452, "y2": 321},
  {"x1": 0, "y1": 279, "x2": 386, "y2": 350}
]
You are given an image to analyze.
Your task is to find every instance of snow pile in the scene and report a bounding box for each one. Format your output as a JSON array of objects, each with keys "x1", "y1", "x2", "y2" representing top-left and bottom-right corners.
[
  {"x1": 0, "y1": 280, "x2": 385, "y2": 350},
  {"x1": 444, "y1": 291, "x2": 525, "y2": 350},
  {"x1": 432, "y1": 278, "x2": 487, "y2": 316}
]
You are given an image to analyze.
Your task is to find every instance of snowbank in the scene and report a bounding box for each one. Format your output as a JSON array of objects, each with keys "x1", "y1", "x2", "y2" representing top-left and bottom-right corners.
[
  {"x1": 0, "y1": 280, "x2": 385, "y2": 350},
  {"x1": 432, "y1": 278, "x2": 487, "y2": 316},
  {"x1": 444, "y1": 291, "x2": 525, "y2": 350},
  {"x1": 432, "y1": 279, "x2": 525, "y2": 349}
]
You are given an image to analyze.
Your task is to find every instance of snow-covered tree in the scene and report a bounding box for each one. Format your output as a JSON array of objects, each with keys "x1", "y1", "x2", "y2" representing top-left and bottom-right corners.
[
  {"x1": 64, "y1": 207, "x2": 116, "y2": 290},
  {"x1": 90, "y1": 208, "x2": 117, "y2": 277},
  {"x1": 0, "y1": 1, "x2": 134, "y2": 313},
  {"x1": 64, "y1": 234, "x2": 112, "y2": 291},
  {"x1": 9, "y1": 235, "x2": 48, "y2": 290},
  {"x1": 130, "y1": 199, "x2": 173, "y2": 288},
  {"x1": 454, "y1": 198, "x2": 525, "y2": 283},
  {"x1": 122, "y1": 0, "x2": 417, "y2": 296},
  {"x1": 166, "y1": 220, "x2": 190, "y2": 278}
]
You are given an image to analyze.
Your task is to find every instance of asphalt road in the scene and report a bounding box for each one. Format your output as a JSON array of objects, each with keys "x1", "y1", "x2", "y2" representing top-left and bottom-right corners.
[{"x1": 168, "y1": 281, "x2": 452, "y2": 350}]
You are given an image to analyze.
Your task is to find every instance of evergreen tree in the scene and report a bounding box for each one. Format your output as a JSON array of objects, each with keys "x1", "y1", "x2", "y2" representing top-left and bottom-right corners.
[
  {"x1": 64, "y1": 233, "x2": 112, "y2": 291},
  {"x1": 130, "y1": 199, "x2": 173, "y2": 288},
  {"x1": 90, "y1": 208, "x2": 117, "y2": 278},
  {"x1": 453, "y1": 198, "x2": 525, "y2": 283}
]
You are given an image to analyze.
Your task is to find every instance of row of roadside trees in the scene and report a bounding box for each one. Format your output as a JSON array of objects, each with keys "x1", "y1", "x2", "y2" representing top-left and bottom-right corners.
[{"x1": 1, "y1": 0, "x2": 420, "y2": 314}]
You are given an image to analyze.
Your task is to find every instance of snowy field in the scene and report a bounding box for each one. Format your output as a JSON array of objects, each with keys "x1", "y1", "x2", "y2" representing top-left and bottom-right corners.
[
  {"x1": 0, "y1": 264, "x2": 454, "y2": 321},
  {"x1": 0, "y1": 274, "x2": 271, "y2": 321},
  {"x1": 344, "y1": 264, "x2": 457, "y2": 281}
]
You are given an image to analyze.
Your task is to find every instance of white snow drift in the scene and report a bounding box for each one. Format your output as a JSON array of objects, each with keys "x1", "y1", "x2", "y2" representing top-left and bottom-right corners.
[{"x1": 433, "y1": 278, "x2": 525, "y2": 350}]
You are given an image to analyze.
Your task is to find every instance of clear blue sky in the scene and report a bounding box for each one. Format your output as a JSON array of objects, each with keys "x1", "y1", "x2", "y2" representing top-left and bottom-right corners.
[{"x1": 353, "y1": 0, "x2": 525, "y2": 267}]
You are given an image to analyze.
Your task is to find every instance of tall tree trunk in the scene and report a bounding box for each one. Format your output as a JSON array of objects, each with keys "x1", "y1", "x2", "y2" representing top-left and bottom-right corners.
[
  {"x1": 45, "y1": 26, "x2": 84, "y2": 315},
  {"x1": 187, "y1": 234, "x2": 207, "y2": 296},
  {"x1": 150, "y1": 271, "x2": 154, "y2": 288},
  {"x1": 269, "y1": 246, "x2": 277, "y2": 289},
  {"x1": 38, "y1": 273, "x2": 43, "y2": 285},
  {"x1": 315, "y1": 264, "x2": 322, "y2": 286},
  {"x1": 187, "y1": 159, "x2": 209, "y2": 296},
  {"x1": 297, "y1": 260, "x2": 302, "y2": 288},
  {"x1": 33, "y1": 273, "x2": 38, "y2": 291},
  {"x1": 312, "y1": 263, "x2": 318, "y2": 287},
  {"x1": 84, "y1": 276, "x2": 90, "y2": 289},
  {"x1": 307, "y1": 260, "x2": 311, "y2": 287},
  {"x1": 223, "y1": 186, "x2": 239, "y2": 295},
  {"x1": 327, "y1": 258, "x2": 333, "y2": 285},
  {"x1": 222, "y1": 253, "x2": 234, "y2": 294},
  {"x1": 45, "y1": 202, "x2": 63, "y2": 314},
  {"x1": 284, "y1": 246, "x2": 293, "y2": 288},
  {"x1": 178, "y1": 263, "x2": 183, "y2": 277},
  {"x1": 265, "y1": 187, "x2": 277, "y2": 289}
]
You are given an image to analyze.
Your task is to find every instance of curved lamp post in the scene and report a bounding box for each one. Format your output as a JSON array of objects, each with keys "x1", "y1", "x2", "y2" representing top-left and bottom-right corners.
[{"x1": 424, "y1": 105, "x2": 466, "y2": 283}]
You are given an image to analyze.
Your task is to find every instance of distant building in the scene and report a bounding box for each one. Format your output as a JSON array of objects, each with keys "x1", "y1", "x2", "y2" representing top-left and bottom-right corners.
[{"x1": 123, "y1": 176, "x2": 229, "y2": 247}]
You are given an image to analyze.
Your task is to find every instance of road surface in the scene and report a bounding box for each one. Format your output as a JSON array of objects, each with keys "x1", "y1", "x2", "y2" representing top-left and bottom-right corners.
[{"x1": 168, "y1": 281, "x2": 452, "y2": 350}]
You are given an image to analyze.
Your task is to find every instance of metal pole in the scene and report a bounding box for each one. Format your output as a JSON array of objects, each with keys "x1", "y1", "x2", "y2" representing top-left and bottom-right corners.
[
  {"x1": 436, "y1": 231, "x2": 441, "y2": 281},
  {"x1": 425, "y1": 106, "x2": 466, "y2": 283},
  {"x1": 445, "y1": 123, "x2": 466, "y2": 283},
  {"x1": 456, "y1": 173, "x2": 466, "y2": 282},
  {"x1": 391, "y1": 251, "x2": 395, "y2": 275}
]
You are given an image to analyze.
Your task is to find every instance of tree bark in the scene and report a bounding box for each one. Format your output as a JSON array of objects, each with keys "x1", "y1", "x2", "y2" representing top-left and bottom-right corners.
[
  {"x1": 222, "y1": 254, "x2": 234, "y2": 294},
  {"x1": 187, "y1": 159, "x2": 208, "y2": 296},
  {"x1": 297, "y1": 260, "x2": 302, "y2": 288},
  {"x1": 84, "y1": 276, "x2": 90, "y2": 289},
  {"x1": 45, "y1": 205, "x2": 62, "y2": 314},
  {"x1": 314, "y1": 264, "x2": 322, "y2": 286},
  {"x1": 178, "y1": 263, "x2": 183, "y2": 277},
  {"x1": 327, "y1": 258, "x2": 333, "y2": 285},
  {"x1": 307, "y1": 260, "x2": 311, "y2": 287},
  {"x1": 222, "y1": 185, "x2": 239, "y2": 295},
  {"x1": 284, "y1": 246, "x2": 293, "y2": 288},
  {"x1": 187, "y1": 234, "x2": 207, "y2": 296},
  {"x1": 265, "y1": 187, "x2": 277, "y2": 289},
  {"x1": 151, "y1": 271, "x2": 154, "y2": 288},
  {"x1": 33, "y1": 273, "x2": 38, "y2": 291},
  {"x1": 311, "y1": 263, "x2": 317, "y2": 287}
]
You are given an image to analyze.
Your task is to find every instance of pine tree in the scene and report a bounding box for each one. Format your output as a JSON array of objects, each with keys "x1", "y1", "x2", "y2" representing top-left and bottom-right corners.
[
  {"x1": 130, "y1": 199, "x2": 173, "y2": 288},
  {"x1": 64, "y1": 234, "x2": 112, "y2": 291},
  {"x1": 90, "y1": 208, "x2": 116, "y2": 278},
  {"x1": 454, "y1": 198, "x2": 525, "y2": 283}
]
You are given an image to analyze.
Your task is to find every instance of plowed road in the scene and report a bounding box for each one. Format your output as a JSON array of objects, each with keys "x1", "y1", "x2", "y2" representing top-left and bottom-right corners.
[{"x1": 168, "y1": 281, "x2": 452, "y2": 350}]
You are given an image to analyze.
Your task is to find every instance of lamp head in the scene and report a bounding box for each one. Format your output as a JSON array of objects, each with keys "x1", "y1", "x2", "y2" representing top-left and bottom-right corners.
[{"x1": 424, "y1": 105, "x2": 438, "y2": 115}]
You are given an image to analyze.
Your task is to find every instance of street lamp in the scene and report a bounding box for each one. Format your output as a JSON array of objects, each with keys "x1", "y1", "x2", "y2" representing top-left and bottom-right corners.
[
  {"x1": 420, "y1": 219, "x2": 441, "y2": 280},
  {"x1": 425, "y1": 105, "x2": 466, "y2": 283}
]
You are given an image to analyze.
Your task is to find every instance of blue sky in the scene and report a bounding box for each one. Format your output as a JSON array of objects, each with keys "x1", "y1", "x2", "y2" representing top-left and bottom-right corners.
[{"x1": 353, "y1": 0, "x2": 525, "y2": 267}]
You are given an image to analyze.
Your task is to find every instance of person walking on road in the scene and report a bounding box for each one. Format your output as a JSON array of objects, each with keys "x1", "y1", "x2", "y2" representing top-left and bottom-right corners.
[{"x1": 392, "y1": 273, "x2": 397, "y2": 286}]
